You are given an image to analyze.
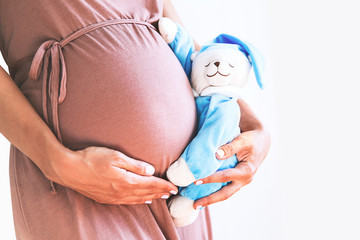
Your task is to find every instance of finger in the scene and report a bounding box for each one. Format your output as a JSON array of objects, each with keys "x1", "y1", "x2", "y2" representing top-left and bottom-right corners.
[
  {"x1": 195, "y1": 162, "x2": 255, "y2": 186},
  {"x1": 112, "y1": 151, "x2": 155, "y2": 176},
  {"x1": 195, "y1": 168, "x2": 240, "y2": 185},
  {"x1": 76, "y1": 187, "x2": 172, "y2": 205},
  {"x1": 216, "y1": 134, "x2": 250, "y2": 160},
  {"x1": 194, "y1": 182, "x2": 241, "y2": 209},
  {"x1": 121, "y1": 185, "x2": 176, "y2": 198},
  {"x1": 121, "y1": 191, "x2": 173, "y2": 204},
  {"x1": 122, "y1": 172, "x2": 178, "y2": 195}
]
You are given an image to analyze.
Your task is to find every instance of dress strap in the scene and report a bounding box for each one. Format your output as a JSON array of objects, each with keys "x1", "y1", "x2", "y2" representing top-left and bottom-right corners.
[{"x1": 28, "y1": 19, "x2": 157, "y2": 194}]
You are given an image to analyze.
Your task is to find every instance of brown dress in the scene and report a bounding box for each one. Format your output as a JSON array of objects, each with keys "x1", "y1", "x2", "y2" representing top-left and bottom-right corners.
[{"x1": 0, "y1": 0, "x2": 213, "y2": 239}]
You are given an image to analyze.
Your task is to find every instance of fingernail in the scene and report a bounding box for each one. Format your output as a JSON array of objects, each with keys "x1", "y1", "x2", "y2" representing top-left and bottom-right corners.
[
  {"x1": 145, "y1": 200, "x2": 152, "y2": 204},
  {"x1": 216, "y1": 149, "x2": 225, "y2": 158},
  {"x1": 195, "y1": 180, "x2": 203, "y2": 185},
  {"x1": 161, "y1": 195, "x2": 169, "y2": 199},
  {"x1": 170, "y1": 190, "x2": 178, "y2": 195},
  {"x1": 145, "y1": 165, "x2": 155, "y2": 175},
  {"x1": 196, "y1": 205, "x2": 203, "y2": 210}
]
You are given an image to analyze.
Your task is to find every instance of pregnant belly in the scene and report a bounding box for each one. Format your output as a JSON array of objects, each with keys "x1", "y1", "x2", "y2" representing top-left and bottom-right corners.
[{"x1": 58, "y1": 24, "x2": 196, "y2": 176}]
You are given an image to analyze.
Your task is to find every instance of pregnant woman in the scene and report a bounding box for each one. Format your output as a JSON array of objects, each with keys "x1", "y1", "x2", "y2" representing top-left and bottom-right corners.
[{"x1": 0, "y1": 0, "x2": 270, "y2": 239}]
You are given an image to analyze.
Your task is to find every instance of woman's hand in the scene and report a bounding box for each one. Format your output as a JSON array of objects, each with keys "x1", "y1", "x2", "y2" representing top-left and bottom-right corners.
[
  {"x1": 193, "y1": 99, "x2": 271, "y2": 209},
  {"x1": 49, "y1": 146, "x2": 178, "y2": 205},
  {"x1": 1, "y1": 66, "x2": 177, "y2": 206}
]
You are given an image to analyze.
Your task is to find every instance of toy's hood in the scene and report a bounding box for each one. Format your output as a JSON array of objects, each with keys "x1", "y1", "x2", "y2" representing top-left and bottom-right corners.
[{"x1": 199, "y1": 34, "x2": 265, "y2": 89}]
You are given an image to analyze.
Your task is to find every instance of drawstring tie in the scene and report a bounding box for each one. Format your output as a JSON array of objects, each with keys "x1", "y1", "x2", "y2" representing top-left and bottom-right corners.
[
  {"x1": 28, "y1": 19, "x2": 157, "y2": 194},
  {"x1": 29, "y1": 40, "x2": 66, "y2": 143}
]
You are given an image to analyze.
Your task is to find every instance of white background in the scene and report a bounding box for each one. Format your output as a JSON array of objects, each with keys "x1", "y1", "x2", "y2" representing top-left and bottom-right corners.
[{"x1": 1, "y1": 0, "x2": 360, "y2": 239}]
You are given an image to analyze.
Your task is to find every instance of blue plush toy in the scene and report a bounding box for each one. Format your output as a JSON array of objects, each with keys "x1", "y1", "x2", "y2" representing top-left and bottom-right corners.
[{"x1": 159, "y1": 18, "x2": 264, "y2": 227}]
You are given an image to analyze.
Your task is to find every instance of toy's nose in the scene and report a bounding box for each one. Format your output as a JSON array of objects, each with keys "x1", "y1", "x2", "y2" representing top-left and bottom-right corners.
[{"x1": 214, "y1": 62, "x2": 220, "y2": 67}]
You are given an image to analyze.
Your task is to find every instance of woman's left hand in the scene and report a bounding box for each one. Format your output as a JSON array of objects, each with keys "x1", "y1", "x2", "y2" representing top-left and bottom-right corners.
[{"x1": 193, "y1": 100, "x2": 271, "y2": 209}]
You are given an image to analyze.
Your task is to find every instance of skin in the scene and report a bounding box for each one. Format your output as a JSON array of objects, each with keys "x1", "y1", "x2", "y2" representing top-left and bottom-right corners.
[
  {"x1": 0, "y1": 0, "x2": 270, "y2": 206},
  {"x1": 193, "y1": 99, "x2": 271, "y2": 209},
  {"x1": 0, "y1": 67, "x2": 177, "y2": 205},
  {"x1": 163, "y1": 0, "x2": 202, "y2": 51},
  {"x1": 163, "y1": 0, "x2": 271, "y2": 208}
]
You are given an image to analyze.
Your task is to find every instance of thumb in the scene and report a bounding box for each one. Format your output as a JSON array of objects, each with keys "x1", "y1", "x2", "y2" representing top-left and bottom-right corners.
[{"x1": 215, "y1": 135, "x2": 245, "y2": 160}]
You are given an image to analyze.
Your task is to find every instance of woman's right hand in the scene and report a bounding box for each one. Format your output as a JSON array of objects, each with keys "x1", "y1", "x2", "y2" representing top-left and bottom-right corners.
[
  {"x1": 0, "y1": 67, "x2": 177, "y2": 205},
  {"x1": 48, "y1": 146, "x2": 178, "y2": 205}
]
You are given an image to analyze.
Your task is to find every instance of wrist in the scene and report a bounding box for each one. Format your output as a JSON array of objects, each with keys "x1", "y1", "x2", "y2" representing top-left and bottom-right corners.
[
  {"x1": 42, "y1": 141, "x2": 77, "y2": 185},
  {"x1": 237, "y1": 99, "x2": 264, "y2": 131}
]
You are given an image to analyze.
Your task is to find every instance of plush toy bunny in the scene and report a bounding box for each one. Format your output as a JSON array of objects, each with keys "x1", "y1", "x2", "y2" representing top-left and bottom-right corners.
[{"x1": 159, "y1": 17, "x2": 264, "y2": 227}]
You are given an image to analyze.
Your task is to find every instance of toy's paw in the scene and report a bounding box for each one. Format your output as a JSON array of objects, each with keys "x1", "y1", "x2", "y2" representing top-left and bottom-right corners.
[
  {"x1": 158, "y1": 17, "x2": 177, "y2": 43},
  {"x1": 167, "y1": 157, "x2": 196, "y2": 187},
  {"x1": 168, "y1": 195, "x2": 199, "y2": 227}
]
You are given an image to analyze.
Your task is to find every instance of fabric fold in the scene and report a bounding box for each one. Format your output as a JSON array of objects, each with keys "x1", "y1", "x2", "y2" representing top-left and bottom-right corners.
[
  {"x1": 27, "y1": 18, "x2": 157, "y2": 193},
  {"x1": 28, "y1": 18, "x2": 156, "y2": 141}
]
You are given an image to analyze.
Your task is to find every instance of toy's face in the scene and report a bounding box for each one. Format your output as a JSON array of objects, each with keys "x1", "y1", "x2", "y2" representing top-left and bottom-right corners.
[{"x1": 191, "y1": 45, "x2": 251, "y2": 95}]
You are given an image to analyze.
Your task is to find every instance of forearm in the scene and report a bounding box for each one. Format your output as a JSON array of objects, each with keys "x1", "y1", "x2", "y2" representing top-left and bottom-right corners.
[
  {"x1": 237, "y1": 98, "x2": 264, "y2": 131},
  {"x1": 163, "y1": 0, "x2": 184, "y2": 26},
  {"x1": 0, "y1": 66, "x2": 71, "y2": 182},
  {"x1": 0, "y1": 67, "x2": 179, "y2": 204},
  {"x1": 163, "y1": 0, "x2": 201, "y2": 51}
]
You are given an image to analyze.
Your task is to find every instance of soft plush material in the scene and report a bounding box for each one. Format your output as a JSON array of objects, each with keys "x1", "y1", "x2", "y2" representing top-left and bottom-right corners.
[{"x1": 159, "y1": 17, "x2": 264, "y2": 227}]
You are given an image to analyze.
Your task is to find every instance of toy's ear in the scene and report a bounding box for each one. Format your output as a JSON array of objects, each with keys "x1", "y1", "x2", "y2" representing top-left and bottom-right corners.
[
  {"x1": 212, "y1": 34, "x2": 265, "y2": 89},
  {"x1": 190, "y1": 51, "x2": 199, "y2": 61}
]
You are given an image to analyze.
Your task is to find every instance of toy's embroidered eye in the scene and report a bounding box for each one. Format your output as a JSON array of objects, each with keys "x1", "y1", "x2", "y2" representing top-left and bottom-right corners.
[
  {"x1": 205, "y1": 63, "x2": 210, "y2": 67},
  {"x1": 229, "y1": 63, "x2": 235, "y2": 68}
]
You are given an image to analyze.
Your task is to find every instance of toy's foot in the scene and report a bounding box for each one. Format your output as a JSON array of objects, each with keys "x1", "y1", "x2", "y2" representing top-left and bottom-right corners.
[
  {"x1": 172, "y1": 213, "x2": 199, "y2": 227},
  {"x1": 158, "y1": 17, "x2": 177, "y2": 43},
  {"x1": 167, "y1": 157, "x2": 196, "y2": 187},
  {"x1": 168, "y1": 195, "x2": 199, "y2": 227}
]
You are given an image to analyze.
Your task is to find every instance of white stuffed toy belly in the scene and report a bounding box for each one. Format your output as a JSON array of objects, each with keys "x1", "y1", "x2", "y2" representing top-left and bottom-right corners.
[{"x1": 159, "y1": 17, "x2": 264, "y2": 227}]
